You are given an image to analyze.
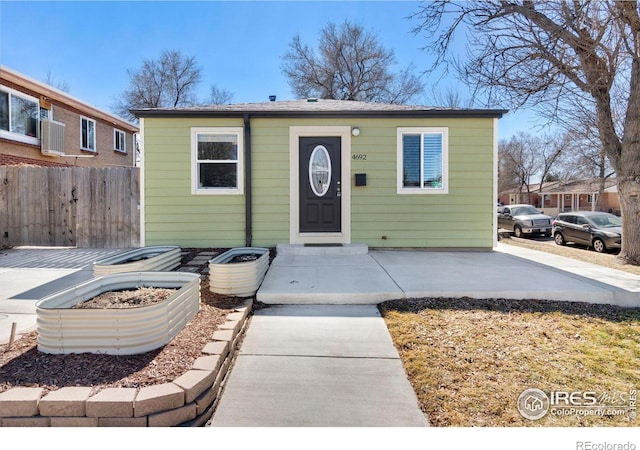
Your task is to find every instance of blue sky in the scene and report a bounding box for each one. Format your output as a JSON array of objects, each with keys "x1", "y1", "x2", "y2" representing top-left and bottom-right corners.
[{"x1": 0, "y1": 0, "x2": 537, "y2": 137}]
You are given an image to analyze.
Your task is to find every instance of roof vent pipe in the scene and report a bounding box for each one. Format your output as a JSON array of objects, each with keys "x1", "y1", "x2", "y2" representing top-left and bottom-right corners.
[{"x1": 269, "y1": 95, "x2": 276, "y2": 101}]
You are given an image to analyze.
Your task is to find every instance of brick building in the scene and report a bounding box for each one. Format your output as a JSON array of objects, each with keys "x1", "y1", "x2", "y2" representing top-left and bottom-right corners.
[{"x1": 1, "y1": 65, "x2": 138, "y2": 167}]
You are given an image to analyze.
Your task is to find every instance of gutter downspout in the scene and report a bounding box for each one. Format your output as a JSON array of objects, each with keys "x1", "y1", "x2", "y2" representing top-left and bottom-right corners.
[{"x1": 244, "y1": 114, "x2": 252, "y2": 247}]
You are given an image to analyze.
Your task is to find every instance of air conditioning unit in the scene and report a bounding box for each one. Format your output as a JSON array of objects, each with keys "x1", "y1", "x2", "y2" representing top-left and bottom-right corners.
[{"x1": 41, "y1": 119, "x2": 66, "y2": 156}]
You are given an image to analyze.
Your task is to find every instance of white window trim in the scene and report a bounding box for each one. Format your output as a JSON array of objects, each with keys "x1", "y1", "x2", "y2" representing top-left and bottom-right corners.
[
  {"x1": 0, "y1": 85, "x2": 40, "y2": 145},
  {"x1": 397, "y1": 126, "x2": 449, "y2": 195},
  {"x1": 114, "y1": 128, "x2": 126, "y2": 153},
  {"x1": 80, "y1": 116, "x2": 97, "y2": 152},
  {"x1": 190, "y1": 127, "x2": 244, "y2": 195}
]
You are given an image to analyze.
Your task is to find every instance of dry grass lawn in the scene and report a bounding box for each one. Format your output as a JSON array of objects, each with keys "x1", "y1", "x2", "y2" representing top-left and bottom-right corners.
[{"x1": 380, "y1": 239, "x2": 640, "y2": 427}]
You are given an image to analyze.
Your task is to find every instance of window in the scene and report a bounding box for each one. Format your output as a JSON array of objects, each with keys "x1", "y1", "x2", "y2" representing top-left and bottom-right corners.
[
  {"x1": 81, "y1": 117, "x2": 96, "y2": 151},
  {"x1": 0, "y1": 91, "x2": 8, "y2": 131},
  {"x1": 11, "y1": 95, "x2": 38, "y2": 137},
  {"x1": 40, "y1": 107, "x2": 50, "y2": 121},
  {"x1": 576, "y1": 216, "x2": 589, "y2": 226},
  {"x1": 191, "y1": 127, "x2": 244, "y2": 195},
  {"x1": 397, "y1": 127, "x2": 448, "y2": 194},
  {"x1": 0, "y1": 87, "x2": 40, "y2": 143},
  {"x1": 114, "y1": 129, "x2": 126, "y2": 152}
]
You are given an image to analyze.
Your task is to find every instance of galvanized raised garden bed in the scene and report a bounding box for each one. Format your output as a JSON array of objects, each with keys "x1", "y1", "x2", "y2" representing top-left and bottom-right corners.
[
  {"x1": 209, "y1": 247, "x2": 270, "y2": 297},
  {"x1": 36, "y1": 271, "x2": 200, "y2": 355},
  {"x1": 92, "y1": 245, "x2": 181, "y2": 276}
]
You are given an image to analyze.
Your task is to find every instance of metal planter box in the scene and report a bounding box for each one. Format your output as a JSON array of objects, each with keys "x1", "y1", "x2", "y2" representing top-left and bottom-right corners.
[
  {"x1": 93, "y1": 245, "x2": 181, "y2": 276},
  {"x1": 209, "y1": 247, "x2": 270, "y2": 297},
  {"x1": 36, "y1": 272, "x2": 201, "y2": 355}
]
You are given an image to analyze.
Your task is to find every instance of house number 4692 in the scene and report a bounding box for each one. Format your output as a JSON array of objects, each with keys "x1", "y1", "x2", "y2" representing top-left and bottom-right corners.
[{"x1": 352, "y1": 154, "x2": 367, "y2": 160}]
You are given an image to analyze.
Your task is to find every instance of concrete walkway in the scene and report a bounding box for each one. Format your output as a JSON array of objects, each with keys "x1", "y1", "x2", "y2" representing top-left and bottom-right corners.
[{"x1": 209, "y1": 304, "x2": 429, "y2": 427}]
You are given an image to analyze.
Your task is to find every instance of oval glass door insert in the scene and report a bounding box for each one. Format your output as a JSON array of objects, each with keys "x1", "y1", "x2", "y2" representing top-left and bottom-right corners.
[{"x1": 309, "y1": 145, "x2": 332, "y2": 197}]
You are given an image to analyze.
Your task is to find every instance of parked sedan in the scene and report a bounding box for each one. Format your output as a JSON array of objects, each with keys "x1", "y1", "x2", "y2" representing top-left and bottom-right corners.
[
  {"x1": 552, "y1": 211, "x2": 622, "y2": 253},
  {"x1": 497, "y1": 204, "x2": 553, "y2": 238}
]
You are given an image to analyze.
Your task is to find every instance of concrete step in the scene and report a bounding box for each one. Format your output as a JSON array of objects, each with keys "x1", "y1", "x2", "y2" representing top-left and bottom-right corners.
[{"x1": 276, "y1": 243, "x2": 368, "y2": 256}]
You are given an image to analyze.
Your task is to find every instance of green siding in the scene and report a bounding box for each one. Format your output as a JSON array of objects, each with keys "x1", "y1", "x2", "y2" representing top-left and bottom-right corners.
[
  {"x1": 345, "y1": 117, "x2": 494, "y2": 248},
  {"x1": 142, "y1": 118, "x2": 246, "y2": 247},
  {"x1": 142, "y1": 116, "x2": 496, "y2": 248},
  {"x1": 249, "y1": 120, "x2": 290, "y2": 247}
]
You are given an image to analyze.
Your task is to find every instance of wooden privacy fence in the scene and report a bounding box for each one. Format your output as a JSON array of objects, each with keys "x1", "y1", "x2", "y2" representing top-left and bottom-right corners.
[{"x1": 0, "y1": 166, "x2": 140, "y2": 248}]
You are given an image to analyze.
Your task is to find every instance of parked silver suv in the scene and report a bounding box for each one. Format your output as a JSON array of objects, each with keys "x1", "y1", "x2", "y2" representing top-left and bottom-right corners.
[
  {"x1": 552, "y1": 211, "x2": 622, "y2": 253},
  {"x1": 497, "y1": 204, "x2": 553, "y2": 238}
]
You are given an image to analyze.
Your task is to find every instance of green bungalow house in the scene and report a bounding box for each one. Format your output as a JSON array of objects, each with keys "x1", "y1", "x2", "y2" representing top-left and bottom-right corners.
[{"x1": 133, "y1": 99, "x2": 507, "y2": 250}]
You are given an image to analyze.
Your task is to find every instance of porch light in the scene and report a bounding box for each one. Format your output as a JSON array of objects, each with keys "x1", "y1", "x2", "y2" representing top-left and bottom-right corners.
[{"x1": 351, "y1": 127, "x2": 360, "y2": 136}]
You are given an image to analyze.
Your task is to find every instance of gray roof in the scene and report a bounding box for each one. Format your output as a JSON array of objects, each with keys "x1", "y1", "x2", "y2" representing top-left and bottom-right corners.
[
  {"x1": 132, "y1": 98, "x2": 508, "y2": 119},
  {"x1": 500, "y1": 178, "x2": 618, "y2": 196},
  {"x1": 539, "y1": 178, "x2": 618, "y2": 194}
]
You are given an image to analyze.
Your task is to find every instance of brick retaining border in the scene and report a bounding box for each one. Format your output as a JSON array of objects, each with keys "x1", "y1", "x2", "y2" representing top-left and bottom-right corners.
[{"x1": 0, "y1": 299, "x2": 253, "y2": 427}]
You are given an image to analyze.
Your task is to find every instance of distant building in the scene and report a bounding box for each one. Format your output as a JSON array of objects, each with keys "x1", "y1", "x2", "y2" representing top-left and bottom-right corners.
[
  {"x1": 1, "y1": 65, "x2": 138, "y2": 167},
  {"x1": 539, "y1": 178, "x2": 619, "y2": 216},
  {"x1": 498, "y1": 178, "x2": 620, "y2": 216}
]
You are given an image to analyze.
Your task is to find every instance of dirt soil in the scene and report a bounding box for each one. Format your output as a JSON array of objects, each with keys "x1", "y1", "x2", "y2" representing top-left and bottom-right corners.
[
  {"x1": 0, "y1": 249, "x2": 250, "y2": 396},
  {"x1": 71, "y1": 287, "x2": 177, "y2": 309}
]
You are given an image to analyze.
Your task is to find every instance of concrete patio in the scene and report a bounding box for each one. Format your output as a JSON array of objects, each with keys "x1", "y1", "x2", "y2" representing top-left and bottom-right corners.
[{"x1": 257, "y1": 243, "x2": 640, "y2": 307}]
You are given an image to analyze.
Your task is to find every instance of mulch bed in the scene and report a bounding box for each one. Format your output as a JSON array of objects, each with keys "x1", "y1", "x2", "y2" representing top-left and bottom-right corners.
[{"x1": 0, "y1": 249, "x2": 251, "y2": 396}]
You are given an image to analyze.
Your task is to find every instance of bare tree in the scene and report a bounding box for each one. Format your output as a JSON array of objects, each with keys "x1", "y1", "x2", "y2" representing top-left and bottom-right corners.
[
  {"x1": 380, "y1": 63, "x2": 426, "y2": 104},
  {"x1": 425, "y1": 85, "x2": 476, "y2": 108},
  {"x1": 549, "y1": 125, "x2": 596, "y2": 181},
  {"x1": 563, "y1": 95, "x2": 617, "y2": 210},
  {"x1": 412, "y1": 1, "x2": 640, "y2": 265},
  {"x1": 499, "y1": 131, "x2": 575, "y2": 206},
  {"x1": 551, "y1": 125, "x2": 616, "y2": 210},
  {"x1": 499, "y1": 132, "x2": 540, "y2": 204},
  {"x1": 537, "y1": 133, "x2": 572, "y2": 195},
  {"x1": 207, "y1": 85, "x2": 234, "y2": 105},
  {"x1": 114, "y1": 49, "x2": 202, "y2": 121},
  {"x1": 498, "y1": 147, "x2": 521, "y2": 195},
  {"x1": 43, "y1": 70, "x2": 70, "y2": 93},
  {"x1": 282, "y1": 20, "x2": 424, "y2": 104}
]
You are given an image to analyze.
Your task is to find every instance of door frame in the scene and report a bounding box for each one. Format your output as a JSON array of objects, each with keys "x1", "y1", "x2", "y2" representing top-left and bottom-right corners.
[{"x1": 289, "y1": 126, "x2": 352, "y2": 245}]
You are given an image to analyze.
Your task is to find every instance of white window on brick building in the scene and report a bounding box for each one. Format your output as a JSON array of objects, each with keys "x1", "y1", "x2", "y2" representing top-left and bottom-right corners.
[
  {"x1": 114, "y1": 129, "x2": 126, "y2": 153},
  {"x1": 81, "y1": 116, "x2": 96, "y2": 151},
  {"x1": 0, "y1": 86, "x2": 40, "y2": 145}
]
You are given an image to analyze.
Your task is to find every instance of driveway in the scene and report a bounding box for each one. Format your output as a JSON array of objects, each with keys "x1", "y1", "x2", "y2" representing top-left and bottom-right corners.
[{"x1": 0, "y1": 247, "x2": 126, "y2": 344}]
